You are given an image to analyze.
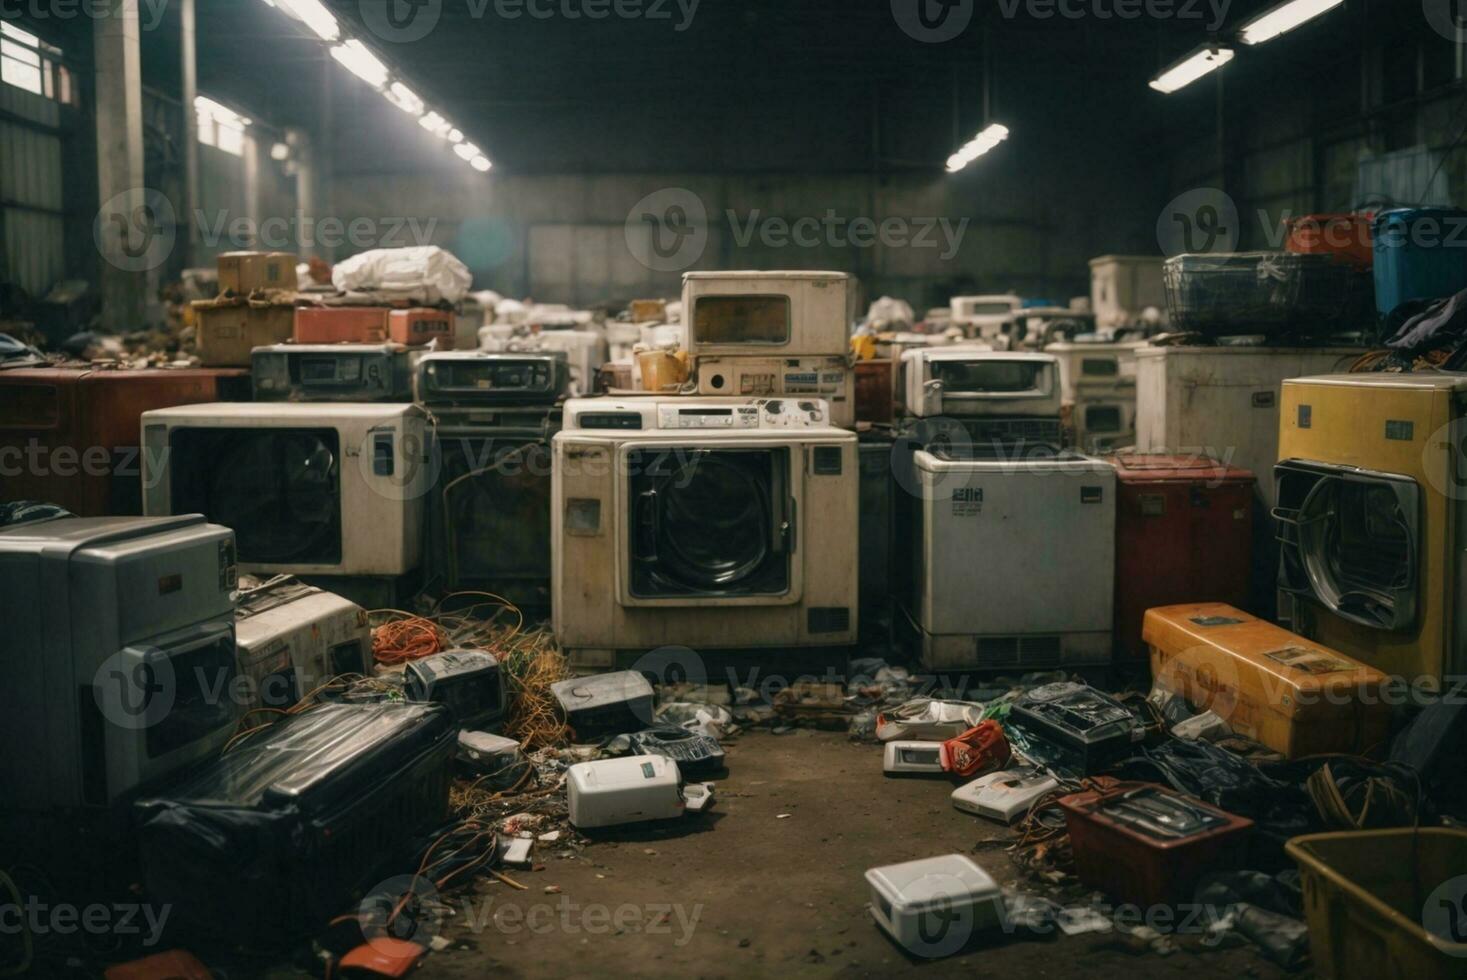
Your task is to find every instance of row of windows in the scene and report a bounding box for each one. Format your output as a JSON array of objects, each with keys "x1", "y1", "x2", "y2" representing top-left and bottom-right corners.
[{"x1": 1, "y1": 22, "x2": 71, "y2": 103}]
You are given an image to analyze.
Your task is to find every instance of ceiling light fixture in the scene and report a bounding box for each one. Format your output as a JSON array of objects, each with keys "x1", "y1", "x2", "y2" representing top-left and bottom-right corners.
[
  {"x1": 1238, "y1": 0, "x2": 1345, "y2": 45},
  {"x1": 945, "y1": 123, "x2": 1009, "y2": 173},
  {"x1": 273, "y1": 0, "x2": 339, "y2": 41},
  {"x1": 385, "y1": 81, "x2": 424, "y2": 115},
  {"x1": 1148, "y1": 44, "x2": 1234, "y2": 94},
  {"x1": 470, "y1": 156, "x2": 492, "y2": 172},
  {"x1": 330, "y1": 39, "x2": 389, "y2": 89}
]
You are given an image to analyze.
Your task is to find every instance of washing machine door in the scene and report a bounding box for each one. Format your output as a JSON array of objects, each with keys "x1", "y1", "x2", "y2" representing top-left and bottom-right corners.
[
  {"x1": 627, "y1": 447, "x2": 792, "y2": 598},
  {"x1": 1275, "y1": 460, "x2": 1420, "y2": 631}
]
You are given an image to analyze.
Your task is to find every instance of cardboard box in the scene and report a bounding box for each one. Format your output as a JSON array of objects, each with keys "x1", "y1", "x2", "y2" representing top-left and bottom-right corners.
[
  {"x1": 628, "y1": 298, "x2": 667, "y2": 323},
  {"x1": 294, "y1": 307, "x2": 390, "y2": 344},
  {"x1": 218, "y1": 251, "x2": 296, "y2": 295},
  {"x1": 194, "y1": 302, "x2": 295, "y2": 366},
  {"x1": 387, "y1": 308, "x2": 454, "y2": 348}
]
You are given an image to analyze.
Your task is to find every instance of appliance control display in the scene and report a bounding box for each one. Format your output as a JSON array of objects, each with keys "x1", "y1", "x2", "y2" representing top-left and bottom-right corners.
[{"x1": 655, "y1": 399, "x2": 829, "y2": 430}]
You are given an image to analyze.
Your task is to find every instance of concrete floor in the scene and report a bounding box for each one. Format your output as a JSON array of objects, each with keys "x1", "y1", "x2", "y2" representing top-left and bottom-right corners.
[{"x1": 418, "y1": 729, "x2": 1295, "y2": 979}]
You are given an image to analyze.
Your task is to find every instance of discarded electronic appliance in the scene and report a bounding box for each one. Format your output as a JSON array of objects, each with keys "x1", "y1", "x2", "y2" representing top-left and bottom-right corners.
[
  {"x1": 134, "y1": 703, "x2": 456, "y2": 943},
  {"x1": 0, "y1": 515, "x2": 238, "y2": 810},
  {"x1": 250, "y1": 343, "x2": 417, "y2": 401},
  {"x1": 1144, "y1": 603, "x2": 1392, "y2": 759},
  {"x1": 566, "y1": 754, "x2": 714, "y2": 829},
  {"x1": 142, "y1": 402, "x2": 430, "y2": 578},
  {"x1": 1045, "y1": 340, "x2": 1145, "y2": 452},
  {"x1": 875, "y1": 699, "x2": 985, "y2": 742},
  {"x1": 551, "y1": 670, "x2": 656, "y2": 740},
  {"x1": 865, "y1": 854, "x2": 1003, "y2": 957},
  {"x1": 628, "y1": 726, "x2": 726, "y2": 776},
  {"x1": 234, "y1": 576, "x2": 371, "y2": 711},
  {"x1": 1059, "y1": 782, "x2": 1254, "y2": 907},
  {"x1": 1277, "y1": 374, "x2": 1467, "y2": 692},
  {"x1": 551, "y1": 397, "x2": 859, "y2": 667},
  {"x1": 523, "y1": 328, "x2": 607, "y2": 397},
  {"x1": 416, "y1": 352, "x2": 565, "y2": 608},
  {"x1": 883, "y1": 740, "x2": 947, "y2": 776},
  {"x1": 0, "y1": 366, "x2": 249, "y2": 516},
  {"x1": 951, "y1": 768, "x2": 1060, "y2": 823},
  {"x1": 899, "y1": 349, "x2": 1062, "y2": 424},
  {"x1": 1006, "y1": 682, "x2": 1146, "y2": 774},
  {"x1": 1110, "y1": 454, "x2": 1254, "y2": 665},
  {"x1": 895, "y1": 446, "x2": 1115, "y2": 671},
  {"x1": 949, "y1": 294, "x2": 1025, "y2": 345},
  {"x1": 404, "y1": 648, "x2": 506, "y2": 729},
  {"x1": 682, "y1": 270, "x2": 854, "y2": 358},
  {"x1": 1088, "y1": 255, "x2": 1166, "y2": 332},
  {"x1": 456, "y1": 731, "x2": 523, "y2": 777}
]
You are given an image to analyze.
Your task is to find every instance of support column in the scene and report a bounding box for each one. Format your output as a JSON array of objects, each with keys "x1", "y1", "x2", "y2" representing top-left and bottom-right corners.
[
  {"x1": 93, "y1": 0, "x2": 148, "y2": 331},
  {"x1": 288, "y1": 127, "x2": 320, "y2": 260},
  {"x1": 180, "y1": 0, "x2": 199, "y2": 268}
]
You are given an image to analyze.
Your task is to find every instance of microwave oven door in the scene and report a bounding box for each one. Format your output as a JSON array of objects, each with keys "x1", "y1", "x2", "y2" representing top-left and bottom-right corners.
[
  {"x1": 90, "y1": 619, "x2": 237, "y2": 805},
  {"x1": 621, "y1": 445, "x2": 798, "y2": 605},
  {"x1": 1274, "y1": 460, "x2": 1420, "y2": 632}
]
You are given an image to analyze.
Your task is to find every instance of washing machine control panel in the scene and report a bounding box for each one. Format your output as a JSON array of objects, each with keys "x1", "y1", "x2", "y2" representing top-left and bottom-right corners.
[{"x1": 656, "y1": 399, "x2": 830, "y2": 429}]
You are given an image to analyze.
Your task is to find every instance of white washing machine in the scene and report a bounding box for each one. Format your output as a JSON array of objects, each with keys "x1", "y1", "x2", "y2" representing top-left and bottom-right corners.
[
  {"x1": 897, "y1": 445, "x2": 1116, "y2": 671},
  {"x1": 552, "y1": 396, "x2": 858, "y2": 666}
]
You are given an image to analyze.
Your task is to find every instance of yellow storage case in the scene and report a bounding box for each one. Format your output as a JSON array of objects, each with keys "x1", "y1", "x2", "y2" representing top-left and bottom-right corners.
[{"x1": 1144, "y1": 602, "x2": 1391, "y2": 758}]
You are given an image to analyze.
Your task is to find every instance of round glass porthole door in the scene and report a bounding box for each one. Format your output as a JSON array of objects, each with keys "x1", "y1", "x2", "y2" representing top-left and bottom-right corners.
[{"x1": 629, "y1": 448, "x2": 791, "y2": 597}]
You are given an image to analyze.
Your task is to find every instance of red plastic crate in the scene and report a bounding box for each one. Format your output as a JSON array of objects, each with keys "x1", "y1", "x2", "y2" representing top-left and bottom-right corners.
[
  {"x1": 293, "y1": 306, "x2": 389, "y2": 344},
  {"x1": 1284, "y1": 213, "x2": 1374, "y2": 268},
  {"x1": 1059, "y1": 782, "x2": 1253, "y2": 908}
]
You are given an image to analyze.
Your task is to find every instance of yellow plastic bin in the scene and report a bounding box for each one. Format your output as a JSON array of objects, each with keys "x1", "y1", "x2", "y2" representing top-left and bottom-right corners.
[{"x1": 1286, "y1": 828, "x2": 1467, "y2": 980}]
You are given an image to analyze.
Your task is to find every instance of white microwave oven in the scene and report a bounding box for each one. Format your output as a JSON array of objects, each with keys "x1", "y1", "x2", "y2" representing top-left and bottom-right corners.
[
  {"x1": 900, "y1": 349, "x2": 1062, "y2": 418},
  {"x1": 141, "y1": 403, "x2": 430, "y2": 577},
  {"x1": 682, "y1": 271, "x2": 854, "y2": 357},
  {"x1": 0, "y1": 515, "x2": 239, "y2": 810}
]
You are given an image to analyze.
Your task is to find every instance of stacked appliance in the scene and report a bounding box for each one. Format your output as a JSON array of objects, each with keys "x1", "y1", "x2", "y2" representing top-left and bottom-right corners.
[
  {"x1": 1088, "y1": 255, "x2": 1166, "y2": 333},
  {"x1": 948, "y1": 294, "x2": 1024, "y2": 347},
  {"x1": 140, "y1": 402, "x2": 431, "y2": 609},
  {"x1": 893, "y1": 350, "x2": 1115, "y2": 671},
  {"x1": 233, "y1": 576, "x2": 372, "y2": 711},
  {"x1": 1275, "y1": 374, "x2": 1467, "y2": 695},
  {"x1": 417, "y1": 350, "x2": 569, "y2": 609},
  {"x1": 1045, "y1": 340, "x2": 1146, "y2": 452},
  {"x1": 682, "y1": 271, "x2": 857, "y2": 428},
  {"x1": 551, "y1": 396, "x2": 859, "y2": 668}
]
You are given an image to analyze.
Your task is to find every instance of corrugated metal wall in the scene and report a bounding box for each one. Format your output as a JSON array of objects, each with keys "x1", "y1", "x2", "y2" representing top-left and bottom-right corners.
[{"x1": 0, "y1": 84, "x2": 65, "y2": 296}]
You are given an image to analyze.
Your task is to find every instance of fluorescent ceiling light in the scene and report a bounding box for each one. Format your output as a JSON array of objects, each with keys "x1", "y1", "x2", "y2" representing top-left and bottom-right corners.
[
  {"x1": 471, "y1": 156, "x2": 492, "y2": 173},
  {"x1": 449, "y1": 128, "x2": 463, "y2": 143},
  {"x1": 418, "y1": 111, "x2": 452, "y2": 138},
  {"x1": 273, "y1": 0, "x2": 339, "y2": 41},
  {"x1": 385, "y1": 82, "x2": 424, "y2": 115},
  {"x1": 1149, "y1": 45, "x2": 1234, "y2": 94},
  {"x1": 330, "y1": 40, "x2": 388, "y2": 89},
  {"x1": 945, "y1": 123, "x2": 1009, "y2": 173},
  {"x1": 1239, "y1": 0, "x2": 1344, "y2": 45},
  {"x1": 453, "y1": 142, "x2": 479, "y2": 161}
]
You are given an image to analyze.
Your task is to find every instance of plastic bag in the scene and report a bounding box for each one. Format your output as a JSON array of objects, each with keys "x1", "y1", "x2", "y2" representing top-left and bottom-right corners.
[{"x1": 331, "y1": 246, "x2": 471, "y2": 304}]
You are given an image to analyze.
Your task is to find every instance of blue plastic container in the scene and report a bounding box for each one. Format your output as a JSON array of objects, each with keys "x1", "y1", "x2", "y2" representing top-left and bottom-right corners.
[{"x1": 1372, "y1": 207, "x2": 1467, "y2": 316}]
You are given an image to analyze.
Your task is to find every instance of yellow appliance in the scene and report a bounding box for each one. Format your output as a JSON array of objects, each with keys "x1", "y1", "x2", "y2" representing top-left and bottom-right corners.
[{"x1": 1276, "y1": 374, "x2": 1467, "y2": 692}]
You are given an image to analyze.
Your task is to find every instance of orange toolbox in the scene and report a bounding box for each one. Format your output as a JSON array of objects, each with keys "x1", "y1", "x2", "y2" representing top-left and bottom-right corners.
[
  {"x1": 387, "y1": 307, "x2": 454, "y2": 347},
  {"x1": 293, "y1": 306, "x2": 389, "y2": 344},
  {"x1": 1143, "y1": 603, "x2": 1391, "y2": 758}
]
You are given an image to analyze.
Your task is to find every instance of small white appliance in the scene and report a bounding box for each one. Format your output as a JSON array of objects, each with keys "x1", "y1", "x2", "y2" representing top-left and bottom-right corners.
[
  {"x1": 900, "y1": 349, "x2": 1061, "y2": 420},
  {"x1": 565, "y1": 754, "x2": 713, "y2": 829},
  {"x1": 898, "y1": 447, "x2": 1116, "y2": 670},
  {"x1": 142, "y1": 402, "x2": 430, "y2": 577},
  {"x1": 0, "y1": 515, "x2": 238, "y2": 810},
  {"x1": 1045, "y1": 341, "x2": 1146, "y2": 452},
  {"x1": 865, "y1": 854, "x2": 1003, "y2": 957},
  {"x1": 1089, "y1": 255, "x2": 1166, "y2": 331},
  {"x1": 552, "y1": 396, "x2": 859, "y2": 666},
  {"x1": 233, "y1": 576, "x2": 371, "y2": 711},
  {"x1": 882, "y1": 740, "x2": 947, "y2": 775},
  {"x1": 682, "y1": 270, "x2": 854, "y2": 358},
  {"x1": 949, "y1": 294, "x2": 1024, "y2": 345},
  {"x1": 526, "y1": 328, "x2": 607, "y2": 397},
  {"x1": 950, "y1": 769, "x2": 1060, "y2": 823},
  {"x1": 690, "y1": 353, "x2": 854, "y2": 428}
]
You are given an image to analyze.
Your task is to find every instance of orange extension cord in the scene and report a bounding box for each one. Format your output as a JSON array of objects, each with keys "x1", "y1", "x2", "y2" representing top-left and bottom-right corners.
[{"x1": 371, "y1": 616, "x2": 447, "y2": 666}]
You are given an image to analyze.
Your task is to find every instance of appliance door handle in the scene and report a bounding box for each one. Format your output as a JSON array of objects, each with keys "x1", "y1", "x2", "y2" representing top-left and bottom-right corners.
[
  {"x1": 634, "y1": 489, "x2": 660, "y2": 562},
  {"x1": 776, "y1": 496, "x2": 796, "y2": 554}
]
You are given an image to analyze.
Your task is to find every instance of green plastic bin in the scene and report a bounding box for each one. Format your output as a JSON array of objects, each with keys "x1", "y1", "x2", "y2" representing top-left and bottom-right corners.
[{"x1": 1286, "y1": 828, "x2": 1467, "y2": 979}]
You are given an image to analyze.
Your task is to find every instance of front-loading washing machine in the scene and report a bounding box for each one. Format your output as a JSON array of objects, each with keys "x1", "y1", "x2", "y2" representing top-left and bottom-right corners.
[{"x1": 551, "y1": 396, "x2": 858, "y2": 666}]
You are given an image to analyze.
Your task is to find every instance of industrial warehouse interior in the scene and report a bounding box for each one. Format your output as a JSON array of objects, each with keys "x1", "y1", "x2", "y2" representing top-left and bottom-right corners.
[{"x1": 4, "y1": 1, "x2": 1467, "y2": 978}]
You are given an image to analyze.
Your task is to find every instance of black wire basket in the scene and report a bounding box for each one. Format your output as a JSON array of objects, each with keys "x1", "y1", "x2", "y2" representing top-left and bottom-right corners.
[{"x1": 1163, "y1": 251, "x2": 1375, "y2": 338}]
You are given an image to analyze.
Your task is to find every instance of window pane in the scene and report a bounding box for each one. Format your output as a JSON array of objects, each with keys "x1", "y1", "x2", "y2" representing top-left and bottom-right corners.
[
  {"x1": 2, "y1": 38, "x2": 40, "y2": 67},
  {"x1": 216, "y1": 124, "x2": 244, "y2": 156},
  {"x1": 0, "y1": 22, "x2": 40, "y2": 47},
  {"x1": 2, "y1": 54, "x2": 43, "y2": 95}
]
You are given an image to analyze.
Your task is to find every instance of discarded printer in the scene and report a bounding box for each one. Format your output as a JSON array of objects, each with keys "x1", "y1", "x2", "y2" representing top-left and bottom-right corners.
[
  {"x1": 134, "y1": 703, "x2": 456, "y2": 943},
  {"x1": 552, "y1": 671, "x2": 655, "y2": 740},
  {"x1": 405, "y1": 649, "x2": 506, "y2": 729},
  {"x1": 865, "y1": 854, "x2": 1003, "y2": 957},
  {"x1": 1006, "y1": 681, "x2": 1147, "y2": 774},
  {"x1": 951, "y1": 768, "x2": 1060, "y2": 824},
  {"x1": 233, "y1": 576, "x2": 372, "y2": 712},
  {"x1": 250, "y1": 343, "x2": 416, "y2": 402},
  {"x1": 456, "y1": 731, "x2": 530, "y2": 790},
  {"x1": 628, "y1": 726, "x2": 726, "y2": 776},
  {"x1": 566, "y1": 754, "x2": 714, "y2": 830}
]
